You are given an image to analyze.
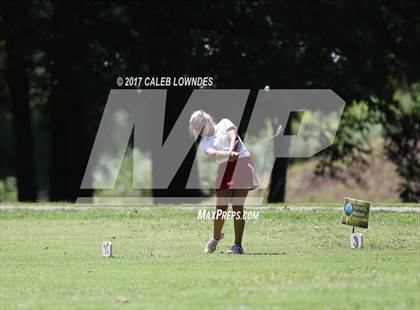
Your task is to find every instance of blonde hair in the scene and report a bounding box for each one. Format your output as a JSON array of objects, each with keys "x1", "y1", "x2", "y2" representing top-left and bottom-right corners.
[{"x1": 189, "y1": 110, "x2": 214, "y2": 138}]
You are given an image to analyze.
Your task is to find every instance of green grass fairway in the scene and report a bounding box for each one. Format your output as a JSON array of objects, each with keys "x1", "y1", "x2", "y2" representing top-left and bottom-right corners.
[{"x1": 1, "y1": 206, "x2": 419, "y2": 309}]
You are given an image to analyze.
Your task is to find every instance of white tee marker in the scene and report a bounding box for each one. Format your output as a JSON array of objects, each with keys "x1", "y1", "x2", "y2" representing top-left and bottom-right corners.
[{"x1": 102, "y1": 241, "x2": 113, "y2": 257}]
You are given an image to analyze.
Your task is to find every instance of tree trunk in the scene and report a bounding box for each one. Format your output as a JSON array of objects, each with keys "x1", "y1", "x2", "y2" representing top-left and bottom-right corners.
[
  {"x1": 268, "y1": 119, "x2": 293, "y2": 203},
  {"x1": 48, "y1": 2, "x2": 90, "y2": 201},
  {"x1": 3, "y1": 1, "x2": 38, "y2": 201},
  {"x1": 267, "y1": 158, "x2": 288, "y2": 203}
]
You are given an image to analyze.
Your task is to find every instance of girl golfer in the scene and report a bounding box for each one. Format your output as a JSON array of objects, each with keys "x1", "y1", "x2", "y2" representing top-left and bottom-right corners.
[{"x1": 189, "y1": 110, "x2": 259, "y2": 254}]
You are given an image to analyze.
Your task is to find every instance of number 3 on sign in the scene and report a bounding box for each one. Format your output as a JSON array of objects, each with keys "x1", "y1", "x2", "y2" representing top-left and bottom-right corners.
[{"x1": 350, "y1": 233, "x2": 363, "y2": 249}]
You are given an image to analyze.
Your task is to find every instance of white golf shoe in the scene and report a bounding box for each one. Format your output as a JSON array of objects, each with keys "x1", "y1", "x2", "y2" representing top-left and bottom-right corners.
[{"x1": 204, "y1": 233, "x2": 224, "y2": 253}]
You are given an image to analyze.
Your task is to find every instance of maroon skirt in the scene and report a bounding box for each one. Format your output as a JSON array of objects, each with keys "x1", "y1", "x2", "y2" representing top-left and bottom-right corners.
[{"x1": 215, "y1": 157, "x2": 256, "y2": 191}]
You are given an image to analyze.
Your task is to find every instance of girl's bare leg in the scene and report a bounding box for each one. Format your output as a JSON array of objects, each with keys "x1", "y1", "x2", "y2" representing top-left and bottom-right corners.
[
  {"x1": 231, "y1": 189, "x2": 249, "y2": 245},
  {"x1": 214, "y1": 189, "x2": 231, "y2": 239}
]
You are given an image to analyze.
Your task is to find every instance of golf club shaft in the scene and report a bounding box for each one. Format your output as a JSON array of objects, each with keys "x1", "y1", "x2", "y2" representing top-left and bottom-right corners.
[{"x1": 237, "y1": 125, "x2": 283, "y2": 155}]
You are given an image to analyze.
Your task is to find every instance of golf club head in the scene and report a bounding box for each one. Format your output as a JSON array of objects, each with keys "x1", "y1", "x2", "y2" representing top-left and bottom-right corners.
[{"x1": 274, "y1": 125, "x2": 283, "y2": 136}]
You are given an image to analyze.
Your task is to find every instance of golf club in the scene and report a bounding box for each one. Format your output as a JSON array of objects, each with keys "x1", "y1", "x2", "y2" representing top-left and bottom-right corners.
[{"x1": 238, "y1": 124, "x2": 283, "y2": 155}]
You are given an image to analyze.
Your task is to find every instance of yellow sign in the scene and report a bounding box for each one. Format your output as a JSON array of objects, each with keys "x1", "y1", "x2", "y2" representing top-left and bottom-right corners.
[{"x1": 341, "y1": 197, "x2": 371, "y2": 228}]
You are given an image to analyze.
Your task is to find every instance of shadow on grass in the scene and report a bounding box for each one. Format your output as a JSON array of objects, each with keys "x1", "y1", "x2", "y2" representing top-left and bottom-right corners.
[{"x1": 244, "y1": 252, "x2": 287, "y2": 256}]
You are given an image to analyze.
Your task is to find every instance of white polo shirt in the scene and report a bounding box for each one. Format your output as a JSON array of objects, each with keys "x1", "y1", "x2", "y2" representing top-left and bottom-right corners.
[{"x1": 199, "y1": 118, "x2": 251, "y2": 164}]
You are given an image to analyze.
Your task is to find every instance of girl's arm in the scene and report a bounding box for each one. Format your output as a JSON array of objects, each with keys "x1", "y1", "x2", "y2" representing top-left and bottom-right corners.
[
  {"x1": 226, "y1": 129, "x2": 238, "y2": 152},
  {"x1": 226, "y1": 128, "x2": 239, "y2": 161},
  {"x1": 204, "y1": 129, "x2": 239, "y2": 161},
  {"x1": 204, "y1": 148, "x2": 231, "y2": 161}
]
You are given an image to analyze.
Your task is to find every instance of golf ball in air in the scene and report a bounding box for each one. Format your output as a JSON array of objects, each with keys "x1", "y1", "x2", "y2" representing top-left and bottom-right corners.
[
  {"x1": 345, "y1": 203, "x2": 353, "y2": 216},
  {"x1": 264, "y1": 85, "x2": 270, "y2": 92}
]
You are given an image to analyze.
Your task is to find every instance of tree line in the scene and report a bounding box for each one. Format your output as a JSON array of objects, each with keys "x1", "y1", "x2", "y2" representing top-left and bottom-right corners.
[{"x1": 0, "y1": 1, "x2": 419, "y2": 202}]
